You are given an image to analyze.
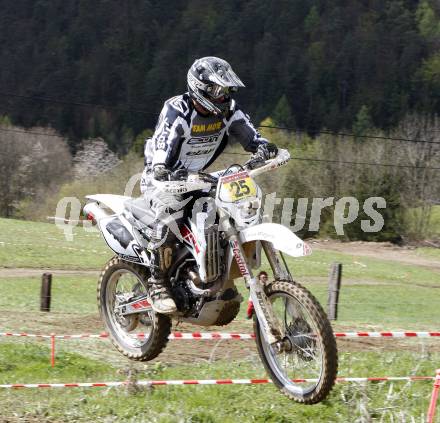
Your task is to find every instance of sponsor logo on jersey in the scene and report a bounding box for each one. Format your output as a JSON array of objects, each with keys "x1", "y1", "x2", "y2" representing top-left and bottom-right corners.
[
  {"x1": 155, "y1": 117, "x2": 171, "y2": 150},
  {"x1": 192, "y1": 121, "x2": 222, "y2": 134},
  {"x1": 186, "y1": 148, "x2": 216, "y2": 156},
  {"x1": 187, "y1": 134, "x2": 219, "y2": 145}
]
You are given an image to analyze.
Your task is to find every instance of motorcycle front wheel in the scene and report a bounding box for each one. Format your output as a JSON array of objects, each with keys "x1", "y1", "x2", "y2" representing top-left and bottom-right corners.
[
  {"x1": 254, "y1": 280, "x2": 338, "y2": 404},
  {"x1": 98, "y1": 256, "x2": 171, "y2": 361}
]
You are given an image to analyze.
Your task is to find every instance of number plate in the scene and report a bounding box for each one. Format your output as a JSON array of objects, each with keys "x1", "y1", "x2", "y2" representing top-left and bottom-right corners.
[{"x1": 219, "y1": 171, "x2": 257, "y2": 202}]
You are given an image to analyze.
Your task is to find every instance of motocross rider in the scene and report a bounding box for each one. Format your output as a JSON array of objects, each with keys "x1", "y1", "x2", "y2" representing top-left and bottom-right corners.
[{"x1": 140, "y1": 56, "x2": 278, "y2": 314}]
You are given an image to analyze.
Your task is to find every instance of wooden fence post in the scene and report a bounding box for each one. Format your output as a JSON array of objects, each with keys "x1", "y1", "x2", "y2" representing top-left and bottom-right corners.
[
  {"x1": 327, "y1": 263, "x2": 342, "y2": 320},
  {"x1": 40, "y1": 273, "x2": 52, "y2": 312}
]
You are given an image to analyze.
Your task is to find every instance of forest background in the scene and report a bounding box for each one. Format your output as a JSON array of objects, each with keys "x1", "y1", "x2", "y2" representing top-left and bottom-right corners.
[{"x1": 1, "y1": 0, "x2": 440, "y2": 241}]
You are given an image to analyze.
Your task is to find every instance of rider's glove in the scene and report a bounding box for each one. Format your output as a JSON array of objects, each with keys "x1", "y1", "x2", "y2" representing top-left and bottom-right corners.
[
  {"x1": 153, "y1": 164, "x2": 171, "y2": 181},
  {"x1": 256, "y1": 142, "x2": 278, "y2": 161},
  {"x1": 171, "y1": 169, "x2": 188, "y2": 181}
]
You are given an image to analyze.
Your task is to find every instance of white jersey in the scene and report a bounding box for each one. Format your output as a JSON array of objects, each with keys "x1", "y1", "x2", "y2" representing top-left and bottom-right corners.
[{"x1": 144, "y1": 93, "x2": 267, "y2": 173}]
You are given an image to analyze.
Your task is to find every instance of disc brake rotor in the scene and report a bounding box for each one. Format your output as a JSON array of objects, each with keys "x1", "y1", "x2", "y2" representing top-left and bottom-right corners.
[{"x1": 284, "y1": 317, "x2": 316, "y2": 361}]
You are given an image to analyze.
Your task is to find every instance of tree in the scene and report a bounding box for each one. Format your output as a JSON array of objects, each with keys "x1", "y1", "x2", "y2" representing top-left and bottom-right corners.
[
  {"x1": 130, "y1": 129, "x2": 153, "y2": 157},
  {"x1": 0, "y1": 125, "x2": 72, "y2": 217},
  {"x1": 416, "y1": 1, "x2": 440, "y2": 39},
  {"x1": 272, "y1": 95, "x2": 295, "y2": 128},
  {"x1": 73, "y1": 138, "x2": 120, "y2": 179},
  {"x1": 352, "y1": 105, "x2": 373, "y2": 139}
]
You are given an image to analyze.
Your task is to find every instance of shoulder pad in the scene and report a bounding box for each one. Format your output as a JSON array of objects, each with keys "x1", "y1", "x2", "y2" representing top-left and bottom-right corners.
[{"x1": 165, "y1": 95, "x2": 191, "y2": 117}]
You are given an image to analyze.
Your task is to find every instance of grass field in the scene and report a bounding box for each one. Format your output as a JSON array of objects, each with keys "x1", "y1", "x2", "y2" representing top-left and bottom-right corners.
[
  {"x1": 1, "y1": 274, "x2": 439, "y2": 328},
  {"x1": 1, "y1": 215, "x2": 439, "y2": 327},
  {"x1": 0, "y1": 342, "x2": 438, "y2": 422},
  {"x1": 1, "y1": 217, "x2": 439, "y2": 421},
  {"x1": 0, "y1": 218, "x2": 111, "y2": 269}
]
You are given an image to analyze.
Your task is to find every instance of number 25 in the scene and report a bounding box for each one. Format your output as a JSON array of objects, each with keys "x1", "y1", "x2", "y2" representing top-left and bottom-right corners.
[{"x1": 230, "y1": 179, "x2": 250, "y2": 197}]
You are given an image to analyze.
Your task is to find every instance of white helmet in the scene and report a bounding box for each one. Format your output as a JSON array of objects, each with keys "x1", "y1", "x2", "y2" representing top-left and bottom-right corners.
[{"x1": 187, "y1": 56, "x2": 245, "y2": 116}]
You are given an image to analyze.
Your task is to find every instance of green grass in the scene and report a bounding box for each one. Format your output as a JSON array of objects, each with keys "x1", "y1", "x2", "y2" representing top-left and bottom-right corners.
[
  {"x1": 296, "y1": 283, "x2": 440, "y2": 327},
  {"x1": 0, "y1": 275, "x2": 98, "y2": 313},
  {"x1": 282, "y1": 251, "x2": 440, "y2": 286},
  {"x1": 0, "y1": 342, "x2": 437, "y2": 422},
  {"x1": 1, "y1": 217, "x2": 440, "y2": 286},
  {"x1": 0, "y1": 217, "x2": 439, "y2": 288},
  {"x1": 0, "y1": 215, "x2": 438, "y2": 327},
  {"x1": 417, "y1": 247, "x2": 440, "y2": 260},
  {"x1": 0, "y1": 218, "x2": 111, "y2": 269},
  {"x1": 427, "y1": 205, "x2": 440, "y2": 235},
  {"x1": 1, "y1": 274, "x2": 439, "y2": 327},
  {"x1": 0, "y1": 218, "x2": 440, "y2": 421}
]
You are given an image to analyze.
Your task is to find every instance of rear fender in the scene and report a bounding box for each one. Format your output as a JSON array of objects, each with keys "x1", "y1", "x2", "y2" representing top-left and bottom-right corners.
[{"x1": 86, "y1": 194, "x2": 132, "y2": 215}]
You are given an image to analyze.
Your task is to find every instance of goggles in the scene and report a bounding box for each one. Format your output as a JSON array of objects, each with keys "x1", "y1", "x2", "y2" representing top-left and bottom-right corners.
[{"x1": 205, "y1": 84, "x2": 238, "y2": 99}]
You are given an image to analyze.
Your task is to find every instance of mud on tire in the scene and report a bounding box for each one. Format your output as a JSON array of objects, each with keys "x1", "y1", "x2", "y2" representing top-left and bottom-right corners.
[
  {"x1": 98, "y1": 256, "x2": 171, "y2": 361},
  {"x1": 254, "y1": 280, "x2": 338, "y2": 404}
]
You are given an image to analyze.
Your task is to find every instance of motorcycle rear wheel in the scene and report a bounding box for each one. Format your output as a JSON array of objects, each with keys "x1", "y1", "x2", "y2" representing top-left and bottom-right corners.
[
  {"x1": 98, "y1": 256, "x2": 171, "y2": 361},
  {"x1": 254, "y1": 280, "x2": 338, "y2": 404}
]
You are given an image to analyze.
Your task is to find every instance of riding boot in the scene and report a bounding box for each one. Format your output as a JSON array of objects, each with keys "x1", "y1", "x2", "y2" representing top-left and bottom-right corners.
[{"x1": 148, "y1": 247, "x2": 177, "y2": 314}]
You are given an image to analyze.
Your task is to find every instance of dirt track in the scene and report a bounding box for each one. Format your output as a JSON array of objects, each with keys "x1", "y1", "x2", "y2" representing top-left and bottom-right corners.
[
  {"x1": 1, "y1": 241, "x2": 439, "y2": 366},
  {"x1": 0, "y1": 268, "x2": 99, "y2": 277},
  {"x1": 1, "y1": 309, "x2": 439, "y2": 371},
  {"x1": 311, "y1": 239, "x2": 440, "y2": 270},
  {"x1": 1, "y1": 240, "x2": 439, "y2": 277}
]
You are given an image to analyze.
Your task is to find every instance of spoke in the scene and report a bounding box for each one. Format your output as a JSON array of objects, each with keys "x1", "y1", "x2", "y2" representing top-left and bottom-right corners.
[
  {"x1": 294, "y1": 345, "x2": 317, "y2": 360},
  {"x1": 263, "y1": 291, "x2": 324, "y2": 393},
  {"x1": 107, "y1": 269, "x2": 153, "y2": 347},
  {"x1": 290, "y1": 333, "x2": 315, "y2": 339}
]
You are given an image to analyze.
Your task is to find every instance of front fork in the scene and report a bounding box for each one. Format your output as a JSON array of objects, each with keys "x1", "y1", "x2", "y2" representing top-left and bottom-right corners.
[{"x1": 229, "y1": 235, "x2": 284, "y2": 345}]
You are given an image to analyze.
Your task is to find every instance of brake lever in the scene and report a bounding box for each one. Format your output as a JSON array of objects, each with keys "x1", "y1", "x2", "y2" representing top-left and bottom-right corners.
[{"x1": 198, "y1": 172, "x2": 218, "y2": 184}]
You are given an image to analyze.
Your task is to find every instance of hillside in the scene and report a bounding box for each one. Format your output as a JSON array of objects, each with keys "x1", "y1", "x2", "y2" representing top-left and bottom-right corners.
[{"x1": 0, "y1": 0, "x2": 439, "y2": 148}]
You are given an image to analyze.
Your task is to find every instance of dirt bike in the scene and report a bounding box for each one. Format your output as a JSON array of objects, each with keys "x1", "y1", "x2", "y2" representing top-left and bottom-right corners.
[{"x1": 83, "y1": 148, "x2": 337, "y2": 404}]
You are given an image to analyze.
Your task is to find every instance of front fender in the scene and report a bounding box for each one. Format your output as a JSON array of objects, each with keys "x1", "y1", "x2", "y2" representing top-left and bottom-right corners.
[{"x1": 239, "y1": 223, "x2": 312, "y2": 257}]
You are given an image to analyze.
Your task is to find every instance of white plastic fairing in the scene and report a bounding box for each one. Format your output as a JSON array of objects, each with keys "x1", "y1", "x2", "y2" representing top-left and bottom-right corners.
[
  {"x1": 98, "y1": 215, "x2": 147, "y2": 264},
  {"x1": 239, "y1": 223, "x2": 312, "y2": 257},
  {"x1": 86, "y1": 194, "x2": 132, "y2": 215}
]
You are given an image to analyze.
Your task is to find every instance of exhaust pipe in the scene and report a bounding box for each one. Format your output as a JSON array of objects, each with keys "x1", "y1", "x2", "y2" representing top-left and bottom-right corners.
[{"x1": 187, "y1": 270, "x2": 223, "y2": 296}]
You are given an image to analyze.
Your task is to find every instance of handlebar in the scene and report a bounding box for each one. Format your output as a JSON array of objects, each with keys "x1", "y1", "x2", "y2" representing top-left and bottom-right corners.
[
  {"x1": 197, "y1": 171, "x2": 219, "y2": 184},
  {"x1": 150, "y1": 149, "x2": 290, "y2": 194},
  {"x1": 246, "y1": 148, "x2": 291, "y2": 177}
]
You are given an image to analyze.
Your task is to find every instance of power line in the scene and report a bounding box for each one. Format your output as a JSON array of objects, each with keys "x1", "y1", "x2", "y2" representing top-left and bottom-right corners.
[
  {"x1": 2, "y1": 91, "x2": 439, "y2": 145},
  {"x1": 0, "y1": 126, "x2": 67, "y2": 138},
  {"x1": 0, "y1": 91, "x2": 158, "y2": 116},
  {"x1": 258, "y1": 124, "x2": 440, "y2": 145},
  {"x1": 222, "y1": 151, "x2": 440, "y2": 171},
  {"x1": 289, "y1": 156, "x2": 440, "y2": 170},
  {"x1": 0, "y1": 127, "x2": 438, "y2": 170},
  {"x1": 1, "y1": 91, "x2": 440, "y2": 145}
]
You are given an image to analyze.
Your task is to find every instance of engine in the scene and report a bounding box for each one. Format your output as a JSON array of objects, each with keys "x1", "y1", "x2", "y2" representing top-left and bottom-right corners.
[
  {"x1": 170, "y1": 280, "x2": 197, "y2": 315},
  {"x1": 170, "y1": 265, "x2": 243, "y2": 325}
]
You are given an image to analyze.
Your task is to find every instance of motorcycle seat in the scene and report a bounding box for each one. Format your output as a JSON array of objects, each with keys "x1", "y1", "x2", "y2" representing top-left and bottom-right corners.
[{"x1": 124, "y1": 197, "x2": 156, "y2": 227}]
